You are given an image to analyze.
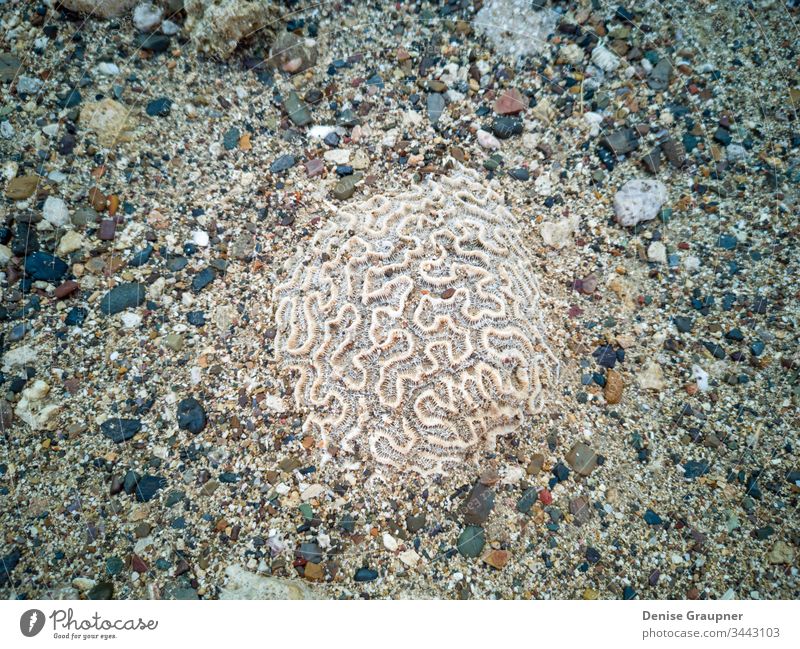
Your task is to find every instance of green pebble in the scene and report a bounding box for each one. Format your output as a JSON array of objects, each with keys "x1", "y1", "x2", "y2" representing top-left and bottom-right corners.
[{"x1": 457, "y1": 525, "x2": 485, "y2": 558}]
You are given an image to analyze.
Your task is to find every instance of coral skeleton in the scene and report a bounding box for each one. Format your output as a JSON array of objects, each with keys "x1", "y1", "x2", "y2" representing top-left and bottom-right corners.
[{"x1": 273, "y1": 169, "x2": 558, "y2": 476}]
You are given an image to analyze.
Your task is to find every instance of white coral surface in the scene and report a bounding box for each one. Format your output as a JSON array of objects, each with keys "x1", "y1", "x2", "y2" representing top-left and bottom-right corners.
[{"x1": 273, "y1": 170, "x2": 557, "y2": 476}]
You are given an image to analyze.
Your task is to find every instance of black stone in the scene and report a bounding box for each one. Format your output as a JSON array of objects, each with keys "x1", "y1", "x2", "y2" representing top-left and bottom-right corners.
[
  {"x1": 134, "y1": 475, "x2": 166, "y2": 502},
  {"x1": 491, "y1": 116, "x2": 523, "y2": 139},
  {"x1": 191, "y1": 267, "x2": 216, "y2": 293},
  {"x1": 100, "y1": 282, "x2": 146, "y2": 315},
  {"x1": 177, "y1": 397, "x2": 206, "y2": 434},
  {"x1": 100, "y1": 418, "x2": 141, "y2": 443},
  {"x1": 146, "y1": 97, "x2": 172, "y2": 117},
  {"x1": 24, "y1": 251, "x2": 68, "y2": 282}
]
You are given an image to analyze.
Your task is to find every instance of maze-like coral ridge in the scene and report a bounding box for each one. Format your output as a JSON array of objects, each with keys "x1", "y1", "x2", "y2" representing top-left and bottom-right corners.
[{"x1": 273, "y1": 170, "x2": 558, "y2": 476}]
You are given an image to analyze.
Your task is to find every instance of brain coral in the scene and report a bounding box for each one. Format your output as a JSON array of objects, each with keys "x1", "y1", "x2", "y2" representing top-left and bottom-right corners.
[{"x1": 273, "y1": 169, "x2": 558, "y2": 476}]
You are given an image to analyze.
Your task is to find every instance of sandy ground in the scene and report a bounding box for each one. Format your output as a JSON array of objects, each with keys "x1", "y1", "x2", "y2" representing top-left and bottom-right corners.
[{"x1": 0, "y1": 0, "x2": 798, "y2": 600}]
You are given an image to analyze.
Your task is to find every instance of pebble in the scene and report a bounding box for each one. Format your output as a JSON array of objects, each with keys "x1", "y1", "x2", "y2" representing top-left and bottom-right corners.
[
  {"x1": 517, "y1": 487, "x2": 538, "y2": 514},
  {"x1": 133, "y1": 3, "x2": 162, "y2": 32},
  {"x1": 134, "y1": 475, "x2": 166, "y2": 502},
  {"x1": 462, "y1": 482, "x2": 495, "y2": 525},
  {"x1": 284, "y1": 91, "x2": 312, "y2": 127},
  {"x1": 100, "y1": 418, "x2": 142, "y2": 443},
  {"x1": 270, "y1": 154, "x2": 297, "y2": 173},
  {"x1": 427, "y1": 93, "x2": 445, "y2": 123},
  {"x1": 56, "y1": 231, "x2": 83, "y2": 256},
  {"x1": 647, "y1": 241, "x2": 667, "y2": 264},
  {"x1": 333, "y1": 173, "x2": 361, "y2": 200},
  {"x1": 494, "y1": 88, "x2": 526, "y2": 115},
  {"x1": 0, "y1": 53, "x2": 22, "y2": 83},
  {"x1": 42, "y1": 196, "x2": 70, "y2": 227},
  {"x1": 24, "y1": 252, "x2": 68, "y2": 282},
  {"x1": 146, "y1": 97, "x2": 172, "y2": 117},
  {"x1": 100, "y1": 282, "x2": 146, "y2": 315},
  {"x1": 305, "y1": 158, "x2": 324, "y2": 177},
  {"x1": 177, "y1": 397, "x2": 207, "y2": 434},
  {"x1": 591, "y1": 45, "x2": 620, "y2": 71},
  {"x1": 192, "y1": 267, "x2": 216, "y2": 292},
  {"x1": 16, "y1": 76, "x2": 43, "y2": 95},
  {"x1": 491, "y1": 116, "x2": 522, "y2": 139},
  {"x1": 476, "y1": 129, "x2": 501, "y2": 150},
  {"x1": 456, "y1": 526, "x2": 485, "y2": 558},
  {"x1": 134, "y1": 33, "x2": 171, "y2": 53},
  {"x1": 565, "y1": 442, "x2": 598, "y2": 477},
  {"x1": 643, "y1": 509, "x2": 663, "y2": 525},
  {"x1": 613, "y1": 179, "x2": 668, "y2": 227},
  {"x1": 354, "y1": 568, "x2": 378, "y2": 582},
  {"x1": 600, "y1": 128, "x2": 639, "y2": 155},
  {"x1": 5, "y1": 175, "x2": 40, "y2": 199}
]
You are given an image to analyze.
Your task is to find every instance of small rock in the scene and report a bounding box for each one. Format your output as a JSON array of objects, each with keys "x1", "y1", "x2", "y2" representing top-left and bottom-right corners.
[
  {"x1": 476, "y1": 129, "x2": 501, "y2": 150},
  {"x1": 613, "y1": 179, "x2": 668, "y2": 227},
  {"x1": 177, "y1": 397, "x2": 206, "y2": 434},
  {"x1": 766, "y1": 541, "x2": 794, "y2": 565},
  {"x1": 494, "y1": 88, "x2": 526, "y2": 115},
  {"x1": 427, "y1": 93, "x2": 446, "y2": 123},
  {"x1": 600, "y1": 128, "x2": 639, "y2": 155},
  {"x1": 456, "y1": 526, "x2": 485, "y2": 558},
  {"x1": 134, "y1": 475, "x2": 166, "y2": 502},
  {"x1": 100, "y1": 282, "x2": 146, "y2": 315},
  {"x1": 133, "y1": 3, "x2": 162, "y2": 32},
  {"x1": 647, "y1": 241, "x2": 667, "y2": 264},
  {"x1": 43, "y1": 196, "x2": 70, "y2": 227},
  {"x1": 604, "y1": 369, "x2": 624, "y2": 404},
  {"x1": 24, "y1": 252, "x2": 68, "y2": 282},
  {"x1": 100, "y1": 418, "x2": 141, "y2": 443},
  {"x1": 270, "y1": 154, "x2": 296, "y2": 173},
  {"x1": 5, "y1": 175, "x2": 40, "y2": 200},
  {"x1": 462, "y1": 482, "x2": 495, "y2": 525},
  {"x1": 565, "y1": 442, "x2": 598, "y2": 477},
  {"x1": 284, "y1": 91, "x2": 312, "y2": 127}
]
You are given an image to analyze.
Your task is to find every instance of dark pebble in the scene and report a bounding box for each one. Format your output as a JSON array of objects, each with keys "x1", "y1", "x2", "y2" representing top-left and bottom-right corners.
[
  {"x1": 24, "y1": 251, "x2": 68, "y2": 282},
  {"x1": 100, "y1": 418, "x2": 141, "y2": 443},
  {"x1": 191, "y1": 267, "x2": 216, "y2": 292},
  {"x1": 354, "y1": 567, "x2": 378, "y2": 582},
  {"x1": 177, "y1": 397, "x2": 206, "y2": 434},
  {"x1": 270, "y1": 154, "x2": 297, "y2": 173},
  {"x1": 146, "y1": 97, "x2": 172, "y2": 117},
  {"x1": 134, "y1": 475, "x2": 166, "y2": 502},
  {"x1": 100, "y1": 282, "x2": 146, "y2": 315}
]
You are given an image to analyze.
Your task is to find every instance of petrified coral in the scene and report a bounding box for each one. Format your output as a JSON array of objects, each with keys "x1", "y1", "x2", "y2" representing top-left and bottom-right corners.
[
  {"x1": 273, "y1": 169, "x2": 558, "y2": 476},
  {"x1": 184, "y1": 0, "x2": 281, "y2": 59}
]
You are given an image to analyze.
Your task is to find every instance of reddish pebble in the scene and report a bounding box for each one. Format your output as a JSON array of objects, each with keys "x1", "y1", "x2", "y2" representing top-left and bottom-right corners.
[
  {"x1": 130, "y1": 554, "x2": 148, "y2": 573},
  {"x1": 539, "y1": 489, "x2": 553, "y2": 505},
  {"x1": 494, "y1": 88, "x2": 526, "y2": 115},
  {"x1": 54, "y1": 280, "x2": 79, "y2": 299},
  {"x1": 305, "y1": 158, "x2": 324, "y2": 178},
  {"x1": 98, "y1": 218, "x2": 116, "y2": 240},
  {"x1": 441, "y1": 288, "x2": 455, "y2": 299}
]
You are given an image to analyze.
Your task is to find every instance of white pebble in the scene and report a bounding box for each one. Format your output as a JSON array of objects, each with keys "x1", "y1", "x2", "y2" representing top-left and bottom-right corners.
[
  {"x1": 646, "y1": 241, "x2": 667, "y2": 264},
  {"x1": 43, "y1": 196, "x2": 70, "y2": 228},
  {"x1": 477, "y1": 129, "x2": 501, "y2": 150},
  {"x1": 591, "y1": 45, "x2": 620, "y2": 72},
  {"x1": 95, "y1": 61, "x2": 120, "y2": 76},
  {"x1": 692, "y1": 365, "x2": 709, "y2": 392},
  {"x1": 191, "y1": 230, "x2": 210, "y2": 247},
  {"x1": 613, "y1": 179, "x2": 668, "y2": 227},
  {"x1": 133, "y1": 3, "x2": 163, "y2": 32}
]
